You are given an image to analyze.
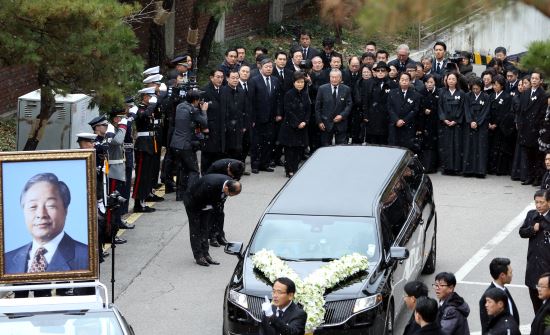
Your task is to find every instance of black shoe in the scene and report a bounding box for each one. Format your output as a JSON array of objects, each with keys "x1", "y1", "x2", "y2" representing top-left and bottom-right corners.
[
  {"x1": 243, "y1": 171, "x2": 251, "y2": 176},
  {"x1": 165, "y1": 187, "x2": 175, "y2": 194},
  {"x1": 118, "y1": 222, "x2": 135, "y2": 229},
  {"x1": 275, "y1": 160, "x2": 284, "y2": 167},
  {"x1": 195, "y1": 257, "x2": 210, "y2": 266},
  {"x1": 146, "y1": 194, "x2": 165, "y2": 202},
  {"x1": 251, "y1": 169, "x2": 259, "y2": 174},
  {"x1": 133, "y1": 206, "x2": 156, "y2": 213},
  {"x1": 217, "y1": 236, "x2": 228, "y2": 245},
  {"x1": 269, "y1": 161, "x2": 276, "y2": 168},
  {"x1": 260, "y1": 167, "x2": 274, "y2": 172},
  {"x1": 522, "y1": 178, "x2": 534, "y2": 185},
  {"x1": 210, "y1": 239, "x2": 221, "y2": 247},
  {"x1": 205, "y1": 255, "x2": 220, "y2": 265},
  {"x1": 114, "y1": 237, "x2": 127, "y2": 244}
]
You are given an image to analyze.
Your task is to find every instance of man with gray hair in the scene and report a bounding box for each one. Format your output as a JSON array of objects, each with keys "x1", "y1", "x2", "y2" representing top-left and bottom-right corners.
[
  {"x1": 315, "y1": 69, "x2": 353, "y2": 146},
  {"x1": 5, "y1": 173, "x2": 89, "y2": 274},
  {"x1": 388, "y1": 44, "x2": 413, "y2": 73}
]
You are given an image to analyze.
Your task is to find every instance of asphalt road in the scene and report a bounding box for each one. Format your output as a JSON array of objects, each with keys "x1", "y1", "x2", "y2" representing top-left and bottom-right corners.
[{"x1": 100, "y1": 162, "x2": 538, "y2": 335}]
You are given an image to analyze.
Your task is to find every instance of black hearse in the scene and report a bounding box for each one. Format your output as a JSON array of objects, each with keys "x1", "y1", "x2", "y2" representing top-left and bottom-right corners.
[{"x1": 223, "y1": 146, "x2": 437, "y2": 334}]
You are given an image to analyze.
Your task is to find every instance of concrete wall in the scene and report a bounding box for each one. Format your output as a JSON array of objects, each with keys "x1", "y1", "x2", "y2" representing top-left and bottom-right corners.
[{"x1": 437, "y1": 2, "x2": 550, "y2": 55}]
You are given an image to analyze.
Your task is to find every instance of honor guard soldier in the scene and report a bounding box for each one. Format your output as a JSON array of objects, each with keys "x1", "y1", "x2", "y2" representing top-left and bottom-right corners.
[
  {"x1": 106, "y1": 108, "x2": 134, "y2": 230},
  {"x1": 121, "y1": 97, "x2": 137, "y2": 214},
  {"x1": 132, "y1": 87, "x2": 159, "y2": 213},
  {"x1": 143, "y1": 74, "x2": 166, "y2": 196}
]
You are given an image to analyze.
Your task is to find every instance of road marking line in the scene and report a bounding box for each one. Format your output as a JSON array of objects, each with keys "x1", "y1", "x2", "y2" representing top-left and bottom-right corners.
[
  {"x1": 454, "y1": 203, "x2": 533, "y2": 282},
  {"x1": 458, "y1": 280, "x2": 527, "y2": 289}
]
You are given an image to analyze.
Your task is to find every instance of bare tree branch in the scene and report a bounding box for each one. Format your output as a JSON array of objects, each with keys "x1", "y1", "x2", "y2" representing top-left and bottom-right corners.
[{"x1": 123, "y1": 0, "x2": 157, "y2": 25}]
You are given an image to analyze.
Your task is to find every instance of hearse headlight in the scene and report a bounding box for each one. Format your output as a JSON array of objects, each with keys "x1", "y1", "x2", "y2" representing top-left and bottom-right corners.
[
  {"x1": 353, "y1": 294, "x2": 382, "y2": 313},
  {"x1": 229, "y1": 289, "x2": 248, "y2": 309}
]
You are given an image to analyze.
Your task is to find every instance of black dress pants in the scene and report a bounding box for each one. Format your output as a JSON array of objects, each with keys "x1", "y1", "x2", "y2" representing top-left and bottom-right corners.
[
  {"x1": 284, "y1": 146, "x2": 303, "y2": 174},
  {"x1": 251, "y1": 122, "x2": 274, "y2": 169},
  {"x1": 320, "y1": 127, "x2": 347, "y2": 147},
  {"x1": 183, "y1": 200, "x2": 211, "y2": 260},
  {"x1": 172, "y1": 148, "x2": 200, "y2": 199}
]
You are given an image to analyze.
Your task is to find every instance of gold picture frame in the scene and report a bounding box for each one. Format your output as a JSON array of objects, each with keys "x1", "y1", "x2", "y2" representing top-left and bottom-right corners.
[{"x1": 0, "y1": 149, "x2": 98, "y2": 283}]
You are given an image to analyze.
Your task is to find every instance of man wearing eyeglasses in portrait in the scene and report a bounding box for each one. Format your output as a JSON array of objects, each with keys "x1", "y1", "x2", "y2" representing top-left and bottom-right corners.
[
  {"x1": 531, "y1": 273, "x2": 550, "y2": 335},
  {"x1": 519, "y1": 189, "x2": 550, "y2": 313},
  {"x1": 260, "y1": 277, "x2": 307, "y2": 335},
  {"x1": 433, "y1": 272, "x2": 470, "y2": 335}
]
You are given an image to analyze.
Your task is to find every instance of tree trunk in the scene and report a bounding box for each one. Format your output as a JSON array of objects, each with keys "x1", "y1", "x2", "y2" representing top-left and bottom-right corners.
[
  {"x1": 187, "y1": 0, "x2": 200, "y2": 62},
  {"x1": 197, "y1": 16, "x2": 220, "y2": 70},
  {"x1": 334, "y1": 24, "x2": 343, "y2": 44},
  {"x1": 23, "y1": 65, "x2": 55, "y2": 151}
]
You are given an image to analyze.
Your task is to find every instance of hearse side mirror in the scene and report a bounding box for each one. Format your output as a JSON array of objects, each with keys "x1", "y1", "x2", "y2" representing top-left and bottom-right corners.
[
  {"x1": 224, "y1": 242, "x2": 244, "y2": 258},
  {"x1": 389, "y1": 247, "x2": 409, "y2": 261}
]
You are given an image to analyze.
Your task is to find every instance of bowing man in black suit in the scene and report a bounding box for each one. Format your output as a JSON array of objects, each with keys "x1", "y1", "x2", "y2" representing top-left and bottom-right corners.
[
  {"x1": 414, "y1": 297, "x2": 443, "y2": 335},
  {"x1": 479, "y1": 258, "x2": 519, "y2": 334},
  {"x1": 531, "y1": 273, "x2": 550, "y2": 335},
  {"x1": 315, "y1": 69, "x2": 352, "y2": 146},
  {"x1": 248, "y1": 58, "x2": 283, "y2": 173},
  {"x1": 182, "y1": 174, "x2": 241, "y2": 266},
  {"x1": 260, "y1": 277, "x2": 307, "y2": 335}
]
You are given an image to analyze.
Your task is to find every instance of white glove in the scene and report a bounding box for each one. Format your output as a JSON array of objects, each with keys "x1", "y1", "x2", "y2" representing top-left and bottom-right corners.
[
  {"x1": 118, "y1": 117, "x2": 128, "y2": 126},
  {"x1": 261, "y1": 295, "x2": 273, "y2": 317},
  {"x1": 149, "y1": 96, "x2": 158, "y2": 104},
  {"x1": 106, "y1": 123, "x2": 115, "y2": 135},
  {"x1": 129, "y1": 106, "x2": 138, "y2": 115},
  {"x1": 159, "y1": 83, "x2": 167, "y2": 92}
]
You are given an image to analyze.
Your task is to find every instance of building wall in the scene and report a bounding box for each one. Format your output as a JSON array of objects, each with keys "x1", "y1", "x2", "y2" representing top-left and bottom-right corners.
[{"x1": 0, "y1": 65, "x2": 38, "y2": 116}]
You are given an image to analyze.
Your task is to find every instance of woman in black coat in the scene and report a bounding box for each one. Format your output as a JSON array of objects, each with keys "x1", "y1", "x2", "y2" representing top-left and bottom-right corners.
[
  {"x1": 279, "y1": 72, "x2": 311, "y2": 177},
  {"x1": 488, "y1": 74, "x2": 515, "y2": 175},
  {"x1": 463, "y1": 78, "x2": 490, "y2": 177},
  {"x1": 438, "y1": 72, "x2": 469, "y2": 175},
  {"x1": 387, "y1": 72, "x2": 421, "y2": 153},
  {"x1": 418, "y1": 75, "x2": 440, "y2": 173},
  {"x1": 361, "y1": 61, "x2": 393, "y2": 145}
]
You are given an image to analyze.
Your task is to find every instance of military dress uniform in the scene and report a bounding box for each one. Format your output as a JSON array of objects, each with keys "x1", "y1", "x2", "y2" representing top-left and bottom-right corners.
[
  {"x1": 132, "y1": 89, "x2": 157, "y2": 212},
  {"x1": 121, "y1": 99, "x2": 137, "y2": 214}
]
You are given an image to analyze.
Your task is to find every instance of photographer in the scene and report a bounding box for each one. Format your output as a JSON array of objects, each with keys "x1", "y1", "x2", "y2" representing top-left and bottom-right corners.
[{"x1": 170, "y1": 89, "x2": 208, "y2": 201}]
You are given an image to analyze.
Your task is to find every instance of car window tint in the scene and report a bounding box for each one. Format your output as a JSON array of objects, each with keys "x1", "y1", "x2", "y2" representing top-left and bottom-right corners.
[
  {"x1": 380, "y1": 175, "x2": 413, "y2": 239},
  {"x1": 250, "y1": 215, "x2": 379, "y2": 261}
]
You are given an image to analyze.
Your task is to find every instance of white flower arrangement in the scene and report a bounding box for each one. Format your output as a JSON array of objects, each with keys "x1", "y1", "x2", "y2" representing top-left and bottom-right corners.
[{"x1": 252, "y1": 249, "x2": 369, "y2": 332}]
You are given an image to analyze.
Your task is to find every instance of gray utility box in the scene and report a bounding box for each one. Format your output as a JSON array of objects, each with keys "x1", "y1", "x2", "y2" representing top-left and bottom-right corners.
[{"x1": 17, "y1": 90, "x2": 99, "y2": 150}]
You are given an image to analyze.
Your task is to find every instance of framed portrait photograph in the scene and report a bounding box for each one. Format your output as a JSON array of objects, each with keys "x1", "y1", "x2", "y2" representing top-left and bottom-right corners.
[{"x1": 0, "y1": 150, "x2": 98, "y2": 283}]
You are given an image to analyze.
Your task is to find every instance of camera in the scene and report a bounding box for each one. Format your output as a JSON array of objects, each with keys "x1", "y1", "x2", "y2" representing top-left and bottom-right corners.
[{"x1": 299, "y1": 59, "x2": 313, "y2": 71}]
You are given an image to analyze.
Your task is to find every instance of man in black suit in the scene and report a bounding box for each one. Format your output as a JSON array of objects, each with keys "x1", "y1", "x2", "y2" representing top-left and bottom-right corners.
[
  {"x1": 402, "y1": 281, "x2": 429, "y2": 335},
  {"x1": 483, "y1": 288, "x2": 520, "y2": 335},
  {"x1": 319, "y1": 37, "x2": 342, "y2": 70},
  {"x1": 520, "y1": 189, "x2": 550, "y2": 312},
  {"x1": 518, "y1": 72, "x2": 548, "y2": 185},
  {"x1": 315, "y1": 69, "x2": 352, "y2": 146},
  {"x1": 221, "y1": 70, "x2": 247, "y2": 160},
  {"x1": 506, "y1": 68, "x2": 520, "y2": 95},
  {"x1": 201, "y1": 69, "x2": 226, "y2": 173},
  {"x1": 388, "y1": 44, "x2": 414, "y2": 74},
  {"x1": 431, "y1": 41, "x2": 449, "y2": 76},
  {"x1": 206, "y1": 158, "x2": 245, "y2": 181},
  {"x1": 182, "y1": 174, "x2": 241, "y2": 266},
  {"x1": 260, "y1": 277, "x2": 307, "y2": 335},
  {"x1": 298, "y1": 31, "x2": 319, "y2": 61},
  {"x1": 479, "y1": 258, "x2": 519, "y2": 334},
  {"x1": 248, "y1": 58, "x2": 283, "y2": 173},
  {"x1": 531, "y1": 273, "x2": 550, "y2": 335},
  {"x1": 273, "y1": 51, "x2": 294, "y2": 93},
  {"x1": 238, "y1": 65, "x2": 253, "y2": 173},
  {"x1": 285, "y1": 48, "x2": 303, "y2": 73}
]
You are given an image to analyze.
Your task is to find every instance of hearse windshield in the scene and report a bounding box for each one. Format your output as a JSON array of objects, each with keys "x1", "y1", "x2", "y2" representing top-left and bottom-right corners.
[{"x1": 249, "y1": 214, "x2": 379, "y2": 262}]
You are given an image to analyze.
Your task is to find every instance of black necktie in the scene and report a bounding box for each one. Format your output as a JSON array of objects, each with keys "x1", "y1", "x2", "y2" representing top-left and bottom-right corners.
[
  {"x1": 531, "y1": 90, "x2": 535, "y2": 98},
  {"x1": 216, "y1": 87, "x2": 220, "y2": 95},
  {"x1": 278, "y1": 310, "x2": 284, "y2": 319},
  {"x1": 332, "y1": 86, "x2": 337, "y2": 104},
  {"x1": 303, "y1": 48, "x2": 307, "y2": 58},
  {"x1": 280, "y1": 70, "x2": 284, "y2": 79},
  {"x1": 436, "y1": 62, "x2": 441, "y2": 72},
  {"x1": 243, "y1": 82, "x2": 248, "y2": 92},
  {"x1": 265, "y1": 77, "x2": 271, "y2": 94}
]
